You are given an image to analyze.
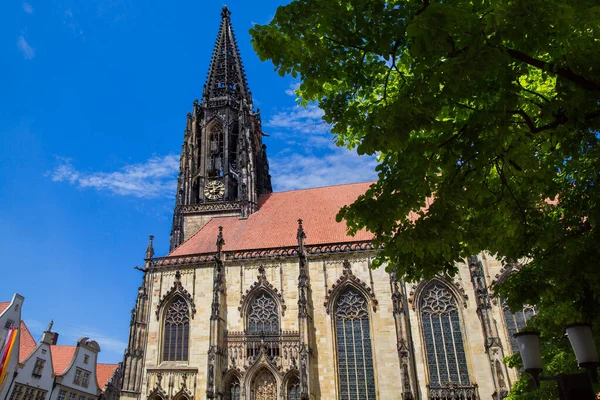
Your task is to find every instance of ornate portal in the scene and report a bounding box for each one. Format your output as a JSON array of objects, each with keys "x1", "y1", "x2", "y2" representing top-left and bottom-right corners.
[{"x1": 251, "y1": 370, "x2": 276, "y2": 400}]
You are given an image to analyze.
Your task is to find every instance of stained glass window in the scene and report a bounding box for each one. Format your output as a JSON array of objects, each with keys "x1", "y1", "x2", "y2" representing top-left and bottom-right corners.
[
  {"x1": 501, "y1": 297, "x2": 536, "y2": 354},
  {"x1": 224, "y1": 377, "x2": 240, "y2": 400},
  {"x1": 420, "y1": 283, "x2": 470, "y2": 386},
  {"x1": 248, "y1": 293, "x2": 279, "y2": 335},
  {"x1": 252, "y1": 370, "x2": 277, "y2": 400},
  {"x1": 162, "y1": 297, "x2": 190, "y2": 361},
  {"x1": 287, "y1": 377, "x2": 300, "y2": 400},
  {"x1": 335, "y1": 287, "x2": 376, "y2": 399}
]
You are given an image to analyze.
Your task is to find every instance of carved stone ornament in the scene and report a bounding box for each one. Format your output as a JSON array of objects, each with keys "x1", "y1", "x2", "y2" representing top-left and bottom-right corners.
[
  {"x1": 408, "y1": 276, "x2": 469, "y2": 310},
  {"x1": 323, "y1": 260, "x2": 378, "y2": 314},
  {"x1": 180, "y1": 201, "x2": 241, "y2": 214},
  {"x1": 239, "y1": 265, "x2": 286, "y2": 315},
  {"x1": 156, "y1": 270, "x2": 196, "y2": 320},
  {"x1": 173, "y1": 384, "x2": 193, "y2": 400}
]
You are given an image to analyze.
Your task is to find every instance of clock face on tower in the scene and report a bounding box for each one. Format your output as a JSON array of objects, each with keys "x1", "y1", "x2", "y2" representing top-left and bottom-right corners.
[{"x1": 204, "y1": 179, "x2": 225, "y2": 201}]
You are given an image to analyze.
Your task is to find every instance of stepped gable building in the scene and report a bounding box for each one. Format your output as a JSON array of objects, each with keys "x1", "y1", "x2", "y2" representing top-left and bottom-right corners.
[
  {"x1": 121, "y1": 7, "x2": 533, "y2": 400},
  {"x1": 0, "y1": 296, "x2": 121, "y2": 400}
]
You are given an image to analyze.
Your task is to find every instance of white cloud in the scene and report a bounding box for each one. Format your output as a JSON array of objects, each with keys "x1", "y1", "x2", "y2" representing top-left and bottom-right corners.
[
  {"x1": 270, "y1": 147, "x2": 377, "y2": 192},
  {"x1": 22, "y1": 2, "x2": 33, "y2": 14},
  {"x1": 285, "y1": 82, "x2": 300, "y2": 96},
  {"x1": 64, "y1": 9, "x2": 84, "y2": 37},
  {"x1": 266, "y1": 104, "x2": 329, "y2": 135},
  {"x1": 266, "y1": 87, "x2": 377, "y2": 190},
  {"x1": 48, "y1": 155, "x2": 180, "y2": 199},
  {"x1": 17, "y1": 36, "x2": 35, "y2": 60},
  {"x1": 60, "y1": 325, "x2": 127, "y2": 356}
]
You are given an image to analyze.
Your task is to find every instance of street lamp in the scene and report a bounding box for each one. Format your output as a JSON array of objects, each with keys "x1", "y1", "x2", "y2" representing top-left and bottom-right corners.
[
  {"x1": 514, "y1": 324, "x2": 599, "y2": 400},
  {"x1": 566, "y1": 323, "x2": 600, "y2": 382}
]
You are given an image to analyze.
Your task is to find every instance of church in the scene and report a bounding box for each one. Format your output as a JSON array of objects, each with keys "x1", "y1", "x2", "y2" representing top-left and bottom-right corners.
[{"x1": 120, "y1": 7, "x2": 532, "y2": 400}]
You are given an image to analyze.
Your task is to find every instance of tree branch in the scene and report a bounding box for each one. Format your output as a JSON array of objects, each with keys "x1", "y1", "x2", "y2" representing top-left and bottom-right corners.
[
  {"x1": 505, "y1": 48, "x2": 600, "y2": 92},
  {"x1": 517, "y1": 80, "x2": 551, "y2": 104},
  {"x1": 415, "y1": 0, "x2": 430, "y2": 16},
  {"x1": 511, "y1": 109, "x2": 568, "y2": 134},
  {"x1": 324, "y1": 36, "x2": 367, "y2": 52}
]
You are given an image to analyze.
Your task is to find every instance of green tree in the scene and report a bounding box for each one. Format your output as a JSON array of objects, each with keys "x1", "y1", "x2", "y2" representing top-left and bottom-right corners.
[{"x1": 250, "y1": 0, "x2": 600, "y2": 396}]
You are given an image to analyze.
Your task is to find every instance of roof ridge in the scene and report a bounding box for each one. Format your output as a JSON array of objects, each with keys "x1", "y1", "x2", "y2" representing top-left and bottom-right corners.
[{"x1": 267, "y1": 180, "x2": 375, "y2": 195}]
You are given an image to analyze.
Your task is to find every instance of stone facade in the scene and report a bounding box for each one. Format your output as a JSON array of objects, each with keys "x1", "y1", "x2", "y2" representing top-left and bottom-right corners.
[
  {"x1": 123, "y1": 241, "x2": 523, "y2": 400},
  {"x1": 120, "y1": 6, "x2": 525, "y2": 400}
]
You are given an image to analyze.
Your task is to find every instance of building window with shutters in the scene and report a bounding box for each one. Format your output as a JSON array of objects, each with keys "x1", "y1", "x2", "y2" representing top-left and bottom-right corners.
[
  {"x1": 32, "y1": 358, "x2": 45, "y2": 377},
  {"x1": 9, "y1": 384, "x2": 24, "y2": 400},
  {"x1": 162, "y1": 297, "x2": 190, "y2": 361},
  {"x1": 74, "y1": 369, "x2": 82, "y2": 385},
  {"x1": 82, "y1": 371, "x2": 90, "y2": 387},
  {"x1": 334, "y1": 287, "x2": 376, "y2": 400}
]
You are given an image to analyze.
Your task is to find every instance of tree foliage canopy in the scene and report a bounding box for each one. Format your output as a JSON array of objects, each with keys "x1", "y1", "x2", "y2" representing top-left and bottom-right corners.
[{"x1": 251, "y1": 0, "x2": 600, "y2": 395}]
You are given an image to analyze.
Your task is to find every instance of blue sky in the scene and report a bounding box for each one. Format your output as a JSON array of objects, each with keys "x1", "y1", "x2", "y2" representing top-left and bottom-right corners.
[{"x1": 0, "y1": 0, "x2": 376, "y2": 363}]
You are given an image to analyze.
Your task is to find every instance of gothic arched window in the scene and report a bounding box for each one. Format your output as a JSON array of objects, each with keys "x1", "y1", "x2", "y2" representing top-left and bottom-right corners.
[
  {"x1": 208, "y1": 123, "x2": 224, "y2": 177},
  {"x1": 287, "y1": 377, "x2": 300, "y2": 400},
  {"x1": 162, "y1": 297, "x2": 189, "y2": 361},
  {"x1": 501, "y1": 297, "x2": 536, "y2": 354},
  {"x1": 420, "y1": 283, "x2": 470, "y2": 386},
  {"x1": 224, "y1": 377, "x2": 240, "y2": 400},
  {"x1": 334, "y1": 287, "x2": 376, "y2": 399},
  {"x1": 247, "y1": 293, "x2": 279, "y2": 335},
  {"x1": 251, "y1": 369, "x2": 277, "y2": 400}
]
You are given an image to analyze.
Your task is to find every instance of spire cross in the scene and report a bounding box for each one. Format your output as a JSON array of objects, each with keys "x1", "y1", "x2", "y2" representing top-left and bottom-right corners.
[{"x1": 221, "y1": 5, "x2": 231, "y2": 19}]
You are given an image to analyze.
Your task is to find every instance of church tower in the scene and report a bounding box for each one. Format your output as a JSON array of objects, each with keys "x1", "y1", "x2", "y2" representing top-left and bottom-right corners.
[{"x1": 170, "y1": 6, "x2": 272, "y2": 251}]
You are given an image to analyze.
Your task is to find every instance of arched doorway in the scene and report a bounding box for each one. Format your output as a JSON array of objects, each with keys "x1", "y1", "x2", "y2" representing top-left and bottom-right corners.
[{"x1": 251, "y1": 369, "x2": 277, "y2": 400}]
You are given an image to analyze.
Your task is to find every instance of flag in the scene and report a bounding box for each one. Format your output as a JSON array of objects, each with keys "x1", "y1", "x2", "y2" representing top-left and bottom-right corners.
[{"x1": 0, "y1": 326, "x2": 18, "y2": 388}]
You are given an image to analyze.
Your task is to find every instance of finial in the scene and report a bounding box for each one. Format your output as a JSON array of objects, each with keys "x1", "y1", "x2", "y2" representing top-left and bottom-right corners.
[
  {"x1": 221, "y1": 5, "x2": 231, "y2": 19},
  {"x1": 46, "y1": 320, "x2": 54, "y2": 332},
  {"x1": 216, "y1": 226, "x2": 225, "y2": 256},
  {"x1": 343, "y1": 259, "x2": 352, "y2": 275},
  {"x1": 258, "y1": 265, "x2": 266, "y2": 280},
  {"x1": 146, "y1": 235, "x2": 154, "y2": 259},
  {"x1": 297, "y1": 219, "x2": 306, "y2": 240},
  {"x1": 297, "y1": 219, "x2": 306, "y2": 252},
  {"x1": 175, "y1": 270, "x2": 181, "y2": 281}
]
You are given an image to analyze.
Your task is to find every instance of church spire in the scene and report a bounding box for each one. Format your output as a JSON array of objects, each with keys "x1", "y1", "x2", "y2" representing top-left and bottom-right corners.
[
  {"x1": 202, "y1": 5, "x2": 251, "y2": 108},
  {"x1": 169, "y1": 7, "x2": 272, "y2": 252}
]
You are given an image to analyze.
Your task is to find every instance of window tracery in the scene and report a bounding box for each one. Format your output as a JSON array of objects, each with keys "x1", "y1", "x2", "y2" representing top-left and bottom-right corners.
[
  {"x1": 162, "y1": 297, "x2": 190, "y2": 361},
  {"x1": 420, "y1": 283, "x2": 470, "y2": 386},
  {"x1": 287, "y1": 377, "x2": 300, "y2": 400},
  {"x1": 251, "y1": 370, "x2": 276, "y2": 400},
  {"x1": 247, "y1": 293, "x2": 279, "y2": 335},
  {"x1": 334, "y1": 287, "x2": 376, "y2": 399},
  {"x1": 224, "y1": 377, "x2": 240, "y2": 400},
  {"x1": 501, "y1": 297, "x2": 536, "y2": 354}
]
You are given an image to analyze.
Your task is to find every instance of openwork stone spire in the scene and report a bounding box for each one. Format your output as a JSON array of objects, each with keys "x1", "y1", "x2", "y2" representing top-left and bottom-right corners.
[{"x1": 202, "y1": 5, "x2": 251, "y2": 108}]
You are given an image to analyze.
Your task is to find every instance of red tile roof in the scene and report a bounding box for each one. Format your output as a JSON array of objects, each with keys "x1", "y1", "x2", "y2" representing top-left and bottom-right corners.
[
  {"x1": 169, "y1": 182, "x2": 376, "y2": 256},
  {"x1": 0, "y1": 302, "x2": 10, "y2": 314},
  {"x1": 19, "y1": 321, "x2": 37, "y2": 363},
  {"x1": 96, "y1": 363, "x2": 119, "y2": 390},
  {"x1": 50, "y1": 345, "x2": 76, "y2": 376}
]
